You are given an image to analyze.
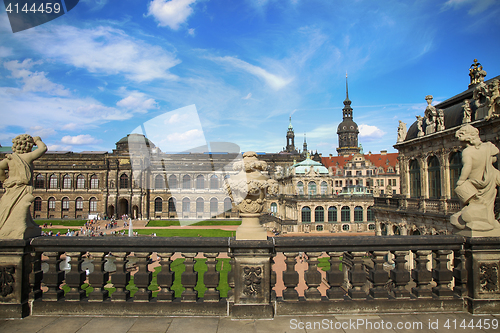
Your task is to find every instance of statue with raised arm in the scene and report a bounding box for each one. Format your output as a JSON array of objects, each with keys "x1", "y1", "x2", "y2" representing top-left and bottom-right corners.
[
  {"x1": 0, "y1": 134, "x2": 47, "y2": 239},
  {"x1": 450, "y1": 125, "x2": 500, "y2": 236},
  {"x1": 397, "y1": 120, "x2": 407, "y2": 143}
]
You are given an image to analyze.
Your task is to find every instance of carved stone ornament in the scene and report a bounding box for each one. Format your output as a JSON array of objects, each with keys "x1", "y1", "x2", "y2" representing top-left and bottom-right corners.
[
  {"x1": 397, "y1": 120, "x2": 407, "y2": 143},
  {"x1": 416, "y1": 115, "x2": 424, "y2": 137},
  {"x1": 0, "y1": 134, "x2": 46, "y2": 239},
  {"x1": 479, "y1": 263, "x2": 499, "y2": 293},
  {"x1": 0, "y1": 266, "x2": 15, "y2": 297},
  {"x1": 242, "y1": 266, "x2": 262, "y2": 296},
  {"x1": 462, "y1": 99, "x2": 472, "y2": 123},
  {"x1": 450, "y1": 125, "x2": 500, "y2": 236}
]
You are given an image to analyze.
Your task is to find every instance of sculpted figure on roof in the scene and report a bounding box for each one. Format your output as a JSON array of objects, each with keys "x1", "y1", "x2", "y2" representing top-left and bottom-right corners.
[{"x1": 397, "y1": 120, "x2": 407, "y2": 143}]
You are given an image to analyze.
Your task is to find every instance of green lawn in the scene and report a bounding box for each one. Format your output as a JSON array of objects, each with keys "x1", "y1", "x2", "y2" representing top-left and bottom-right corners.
[
  {"x1": 62, "y1": 257, "x2": 231, "y2": 298},
  {"x1": 36, "y1": 219, "x2": 87, "y2": 226},
  {"x1": 318, "y1": 257, "x2": 342, "y2": 271},
  {"x1": 189, "y1": 220, "x2": 241, "y2": 226},
  {"x1": 135, "y1": 229, "x2": 234, "y2": 237},
  {"x1": 146, "y1": 220, "x2": 181, "y2": 227},
  {"x1": 43, "y1": 228, "x2": 80, "y2": 234}
]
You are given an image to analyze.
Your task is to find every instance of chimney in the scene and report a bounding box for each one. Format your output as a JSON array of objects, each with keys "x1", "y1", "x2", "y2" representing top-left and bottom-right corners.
[
  {"x1": 329, "y1": 154, "x2": 332, "y2": 157},
  {"x1": 381, "y1": 150, "x2": 387, "y2": 155}
]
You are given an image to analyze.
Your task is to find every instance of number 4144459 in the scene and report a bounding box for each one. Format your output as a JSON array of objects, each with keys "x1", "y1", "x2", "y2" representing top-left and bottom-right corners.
[{"x1": 5, "y1": 2, "x2": 62, "y2": 14}]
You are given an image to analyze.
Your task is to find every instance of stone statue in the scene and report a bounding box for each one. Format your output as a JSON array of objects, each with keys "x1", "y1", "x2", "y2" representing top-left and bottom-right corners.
[
  {"x1": 0, "y1": 135, "x2": 47, "y2": 239},
  {"x1": 462, "y1": 99, "x2": 472, "y2": 123},
  {"x1": 485, "y1": 79, "x2": 500, "y2": 120},
  {"x1": 436, "y1": 109, "x2": 445, "y2": 131},
  {"x1": 396, "y1": 120, "x2": 407, "y2": 143},
  {"x1": 450, "y1": 125, "x2": 500, "y2": 236},
  {"x1": 424, "y1": 95, "x2": 436, "y2": 135},
  {"x1": 416, "y1": 115, "x2": 424, "y2": 137}
]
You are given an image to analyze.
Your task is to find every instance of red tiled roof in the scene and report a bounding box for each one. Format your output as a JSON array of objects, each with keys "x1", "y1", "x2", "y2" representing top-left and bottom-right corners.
[{"x1": 321, "y1": 152, "x2": 399, "y2": 173}]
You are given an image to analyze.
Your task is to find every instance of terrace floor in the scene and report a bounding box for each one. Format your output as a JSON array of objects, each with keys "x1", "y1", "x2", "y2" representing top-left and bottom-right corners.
[{"x1": 1, "y1": 312, "x2": 499, "y2": 333}]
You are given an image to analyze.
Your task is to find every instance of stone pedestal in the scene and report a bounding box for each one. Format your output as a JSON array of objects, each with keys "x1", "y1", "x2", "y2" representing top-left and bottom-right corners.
[
  {"x1": 465, "y1": 237, "x2": 500, "y2": 314},
  {"x1": 236, "y1": 213, "x2": 267, "y2": 240},
  {"x1": 0, "y1": 240, "x2": 31, "y2": 318},
  {"x1": 230, "y1": 240, "x2": 273, "y2": 318}
]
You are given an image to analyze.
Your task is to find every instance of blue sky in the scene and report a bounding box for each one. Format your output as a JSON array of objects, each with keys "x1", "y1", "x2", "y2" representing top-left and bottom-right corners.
[{"x1": 0, "y1": 0, "x2": 499, "y2": 155}]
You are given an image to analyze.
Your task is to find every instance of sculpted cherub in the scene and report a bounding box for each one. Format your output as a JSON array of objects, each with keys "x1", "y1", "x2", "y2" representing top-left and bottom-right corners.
[{"x1": 0, "y1": 134, "x2": 47, "y2": 239}]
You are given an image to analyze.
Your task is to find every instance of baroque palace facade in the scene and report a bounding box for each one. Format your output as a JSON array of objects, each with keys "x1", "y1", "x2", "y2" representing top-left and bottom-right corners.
[
  {"x1": 373, "y1": 60, "x2": 500, "y2": 236},
  {"x1": 0, "y1": 79, "x2": 400, "y2": 235}
]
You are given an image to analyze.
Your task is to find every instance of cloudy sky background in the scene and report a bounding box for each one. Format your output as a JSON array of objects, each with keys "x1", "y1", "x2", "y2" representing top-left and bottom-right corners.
[{"x1": 0, "y1": 0, "x2": 499, "y2": 154}]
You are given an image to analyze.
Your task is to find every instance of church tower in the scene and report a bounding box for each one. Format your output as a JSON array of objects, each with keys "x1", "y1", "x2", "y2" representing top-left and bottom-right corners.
[
  {"x1": 337, "y1": 74, "x2": 360, "y2": 156},
  {"x1": 286, "y1": 117, "x2": 296, "y2": 153},
  {"x1": 303, "y1": 134, "x2": 307, "y2": 155}
]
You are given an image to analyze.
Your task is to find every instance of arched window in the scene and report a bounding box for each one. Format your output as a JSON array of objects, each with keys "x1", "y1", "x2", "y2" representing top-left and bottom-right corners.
[
  {"x1": 308, "y1": 182, "x2": 317, "y2": 195},
  {"x1": 155, "y1": 175, "x2": 165, "y2": 189},
  {"x1": 409, "y1": 160, "x2": 421, "y2": 198},
  {"x1": 76, "y1": 175, "x2": 85, "y2": 189},
  {"x1": 155, "y1": 198, "x2": 162, "y2": 212},
  {"x1": 393, "y1": 225, "x2": 401, "y2": 235},
  {"x1": 297, "y1": 181, "x2": 304, "y2": 195},
  {"x1": 328, "y1": 206, "x2": 337, "y2": 222},
  {"x1": 168, "y1": 197, "x2": 176, "y2": 212},
  {"x1": 62, "y1": 197, "x2": 70, "y2": 211},
  {"x1": 90, "y1": 175, "x2": 99, "y2": 189},
  {"x1": 369, "y1": 224, "x2": 376, "y2": 230},
  {"x1": 210, "y1": 175, "x2": 219, "y2": 189},
  {"x1": 270, "y1": 202, "x2": 277, "y2": 214},
  {"x1": 196, "y1": 175, "x2": 205, "y2": 189},
  {"x1": 428, "y1": 156, "x2": 441, "y2": 198},
  {"x1": 89, "y1": 197, "x2": 97, "y2": 212},
  {"x1": 63, "y1": 174, "x2": 72, "y2": 189},
  {"x1": 354, "y1": 206, "x2": 363, "y2": 222},
  {"x1": 341, "y1": 206, "x2": 350, "y2": 222},
  {"x1": 34, "y1": 197, "x2": 42, "y2": 211},
  {"x1": 320, "y1": 181, "x2": 328, "y2": 195},
  {"x1": 196, "y1": 198, "x2": 204, "y2": 213},
  {"x1": 182, "y1": 198, "x2": 190, "y2": 212},
  {"x1": 224, "y1": 197, "x2": 232, "y2": 212},
  {"x1": 35, "y1": 174, "x2": 44, "y2": 189},
  {"x1": 49, "y1": 174, "x2": 58, "y2": 189},
  {"x1": 449, "y1": 152, "x2": 462, "y2": 198},
  {"x1": 120, "y1": 174, "x2": 129, "y2": 189},
  {"x1": 168, "y1": 175, "x2": 178, "y2": 189},
  {"x1": 48, "y1": 197, "x2": 56, "y2": 211},
  {"x1": 76, "y1": 197, "x2": 83, "y2": 211},
  {"x1": 301, "y1": 206, "x2": 311, "y2": 223},
  {"x1": 210, "y1": 198, "x2": 218, "y2": 214},
  {"x1": 367, "y1": 206, "x2": 374, "y2": 221},
  {"x1": 316, "y1": 225, "x2": 323, "y2": 232},
  {"x1": 315, "y1": 206, "x2": 324, "y2": 222},
  {"x1": 342, "y1": 224, "x2": 350, "y2": 231},
  {"x1": 182, "y1": 175, "x2": 191, "y2": 189}
]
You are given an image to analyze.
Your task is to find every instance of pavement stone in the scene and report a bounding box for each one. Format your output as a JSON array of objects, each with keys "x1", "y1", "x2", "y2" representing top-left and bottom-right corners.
[
  {"x1": 166, "y1": 317, "x2": 219, "y2": 333},
  {"x1": 254, "y1": 316, "x2": 306, "y2": 333},
  {"x1": 217, "y1": 317, "x2": 256, "y2": 333},
  {"x1": 76, "y1": 317, "x2": 137, "y2": 333},
  {"x1": 0, "y1": 316, "x2": 59, "y2": 333},
  {"x1": 127, "y1": 317, "x2": 173, "y2": 332},
  {"x1": 333, "y1": 314, "x2": 397, "y2": 333},
  {"x1": 38, "y1": 316, "x2": 93, "y2": 333}
]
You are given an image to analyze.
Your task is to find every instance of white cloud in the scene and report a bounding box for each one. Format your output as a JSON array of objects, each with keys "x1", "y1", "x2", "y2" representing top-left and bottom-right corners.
[
  {"x1": 167, "y1": 128, "x2": 204, "y2": 142},
  {"x1": 3, "y1": 59, "x2": 70, "y2": 96},
  {"x1": 188, "y1": 28, "x2": 196, "y2": 36},
  {"x1": 242, "y1": 93, "x2": 252, "y2": 100},
  {"x1": 20, "y1": 25, "x2": 180, "y2": 82},
  {"x1": 359, "y1": 124, "x2": 386, "y2": 139},
  {"x1": 0, "y1": 46, "x2": 13, "y2": 58},
  {"x1": 61, "y1": 134, "x2": 101, "y2": 145},
  {"x1": 208, "y1": 56, "x2": 293, "y2": 90},
  {"x1": 147, "y1": 0, "x2": 197, "y2": 30},
  {"x1": 442, "y1": 0, "x2": 496, "y2": 14},
  {"x1": 47, "y1": 144, "x2": 72, "y2": 151},
  {"x1": 62, "y1": 123, "x2": 78, "y2": 131},
  {"x1": 116, "y1": 91, "x2": 158, "y2": 112},
  {"x1": 29, "y1": 126, "x2": 56, "y2": 138}
]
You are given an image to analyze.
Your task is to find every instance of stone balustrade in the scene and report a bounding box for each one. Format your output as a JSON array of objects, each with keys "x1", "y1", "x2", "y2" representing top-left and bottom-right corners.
[{"x1": 0, "y1": 235, "x2": 499, "y2": 319}]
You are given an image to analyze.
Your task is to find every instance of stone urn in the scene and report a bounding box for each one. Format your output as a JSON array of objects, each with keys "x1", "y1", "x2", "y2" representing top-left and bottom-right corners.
[{"x1": 225, "y1": 151, "x2": 278, "y2": 240}]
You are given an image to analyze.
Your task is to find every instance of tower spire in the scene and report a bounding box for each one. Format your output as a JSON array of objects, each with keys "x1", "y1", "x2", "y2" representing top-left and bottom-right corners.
[{"x1": 346, "y1": 72, "x2": 349, "y2": 100}]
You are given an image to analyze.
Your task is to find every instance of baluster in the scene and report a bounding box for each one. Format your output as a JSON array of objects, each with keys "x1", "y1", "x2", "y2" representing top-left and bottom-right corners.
[
  {"x1": 181, "y1": 252, "x2": 198, "y2": 301},
  {"x1": 270, "y1": 253, "x2": 276, "y2": 301},
  {"x1": 133, "y1": 252, "x2": 152, "y2": 302},
  {"x1": 411, "y1": 250, "x2": 432, "y2": 297},
  {"x1": 453, "y1": 248, "x2": 467, "y2": 297},
  {"x1": 342, "y1": 251, "x2": 353, "y2": 290},
  {"x1": 282, "y1": 252, "x2": 299, "y2": 301},
  {"x1": 111, "y1": 252, "x2": 130, "y2": 302},
  {"x1": 156, "y1": 252, "x2": 175, "y2": 301},
  {"x1": 369, "y1": 251, "x2": 389, "y2": 298},
  {"x1": 432, "y1": 250, "x2": 454, "y2": 297},
  {"x1": 348, "y1": 251, "x2": 367, "y2": 299},
  {"x1": 203, "y1": 252, "x2": 220, "y2": 302},
  {"x1": 88, "y1": 252, "x2": 109, "y2": 302},
  {"x1": 65, "y1": 252, "x2": 86, "y2": 301},
  {"x1": 43, "y1": 252, "x2": 64, "y2": 301},
  {"x1": 227, "y1": 254, "x2": 235, "y2": 301},
  {"x1": 326, "y1": 251, "x2": 345, "y2": 299},
  {"x1": 29, "y1": 251, "x2": 43, "y2": 301},
  {"x1": 304, "y1": 252, "x2": 322, "y2": 300},
  {"x1": 390, "y1": 251, "x2": 410, "y2": 298}
]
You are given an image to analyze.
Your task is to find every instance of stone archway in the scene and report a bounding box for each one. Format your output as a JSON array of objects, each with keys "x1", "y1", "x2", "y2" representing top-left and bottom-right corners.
[
  {"x1": 107, "y1": 205, "x2": 115, "y2": 218},
  {"x1": 132, "y1": 205, "x2": 139, "y2": 219},
  {"x1": 118, "y1": 198, "x2": 129, "y2": 218}
]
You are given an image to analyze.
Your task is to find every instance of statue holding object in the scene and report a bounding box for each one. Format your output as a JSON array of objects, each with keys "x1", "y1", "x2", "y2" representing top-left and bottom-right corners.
[{"x1": 0, "y1": 135, "x2": 46, "y2": 239}]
